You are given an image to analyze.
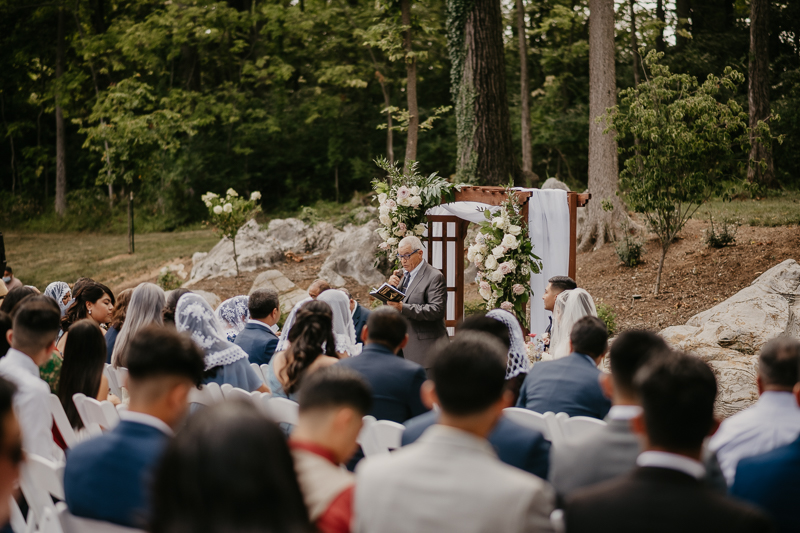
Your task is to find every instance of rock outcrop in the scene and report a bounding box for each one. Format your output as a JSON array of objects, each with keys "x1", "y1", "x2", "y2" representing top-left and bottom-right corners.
[
  {"x1": 248, "y1": 270, "x2": 309, "y2": 314},
  {"x1": 660, "y1": 259, "x2": 800, "y2": 417},
  {"x1": 318, "y1": 220, "x2": 387, "y2": 288}
]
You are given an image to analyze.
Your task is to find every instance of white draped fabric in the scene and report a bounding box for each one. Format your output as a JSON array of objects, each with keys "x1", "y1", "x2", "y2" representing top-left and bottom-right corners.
[{"x1": 424, "y1": 189, "x2": 570, "y2": 336}]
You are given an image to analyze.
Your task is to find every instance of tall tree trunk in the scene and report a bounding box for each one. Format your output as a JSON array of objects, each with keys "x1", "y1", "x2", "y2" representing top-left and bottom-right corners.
[
  {"x1": 655, "y1": 0, "x2": 665, "y2": 53},
  {"x1": 449, "y1": 0, "x2": 518, "y2": 185},
  {"x1": 55, "y1": 7, "x2": 67, "y2": 217},
  {"x1": 128, "y1": 191, "x2": 135, "y2": 254},
  {"x1": 629, "y1": 0, "x2": 640, "y2": 87},
  {"x1": 747, "y1": 0, "x2": 774, "y2": 187},
  {"x1": 578, "y1": 0, "x2": 627, "y2": 252},
  {"x1": 368, "y1": 49, "x2": 395, "y2": 170},
  {"x1": 401, "y1": 0, "x2": 418, "y2": 173},
  {"x1": 0, "y1": 94, "x2": 17, "y2": 195},
  {"x1": 675, "y1": 0, "x2": 691, "y2": 49},
  {"x1": 516, "y1": 0, "x2": 536, "y2": 185}
]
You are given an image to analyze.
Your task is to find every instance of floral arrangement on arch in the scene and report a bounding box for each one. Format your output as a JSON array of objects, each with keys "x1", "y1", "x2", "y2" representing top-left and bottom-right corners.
[
  {"x1": 371, "y1": 158, "x2": 455, "y2": 260},
  {"x1": 467, "y1": 190, "x2": 542, "y2": 329},
  {"x1": 201, "y1": 188, "x2": 262, "y2": 276}
]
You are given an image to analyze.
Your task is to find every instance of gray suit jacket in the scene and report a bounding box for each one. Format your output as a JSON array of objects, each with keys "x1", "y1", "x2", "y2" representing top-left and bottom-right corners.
[{"x1": 399, "y1": 261, "x2": 448, "y2": 368}]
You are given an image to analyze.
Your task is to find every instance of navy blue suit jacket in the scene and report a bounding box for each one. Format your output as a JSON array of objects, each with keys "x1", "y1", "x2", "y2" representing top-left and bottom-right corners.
[
  {"x1": 336, "y1": 343, "x2": 428, "y2": 423},
  {"x1": 402, "y1": 411, "x2": 551, "y2": 479},
  {"x1": 64, "y1": 420, "x2": 170, "y2": 529},
  {"x1": 235, "y1": 322, "x2": 279, "y2": 366},
  {"x1": 731, "y1": 435, "x2": 800, "y2": 533},
  {"x1": 516, "y1": 352, "x2": 611, "y2": 420},
  {"x1": 352, "y1": 304, "x2": 370, "y2": 344}
]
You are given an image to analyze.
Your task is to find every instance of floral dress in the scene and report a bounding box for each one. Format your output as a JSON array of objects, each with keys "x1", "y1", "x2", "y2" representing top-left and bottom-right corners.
[{"x1": 39, "y1": 351, "x2": 63, "y2": 393}]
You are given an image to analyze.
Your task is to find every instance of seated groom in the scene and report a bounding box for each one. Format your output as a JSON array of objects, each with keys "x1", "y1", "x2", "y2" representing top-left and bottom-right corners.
[
  {"x1": 517, "y1": 316, "x2": 611, "y2": 419},
  {"x1": 354, "y1": 333, "x2": 555, "y2": 533},
  {"x1": 541, "y1": 276, "x2": 576, "y2": 350},
  {"x1": 64, "y1": 326, "x2": 204, "y2": 528},
  {"x1": 340, "y1": 288, "x2": 370, "y2": 344},
  {"x1": 235, "y1": 289, "x2": 281, "y2": 365},
  {"x1": 386, "y1": 236, "x2": 447, "y2": 368}
]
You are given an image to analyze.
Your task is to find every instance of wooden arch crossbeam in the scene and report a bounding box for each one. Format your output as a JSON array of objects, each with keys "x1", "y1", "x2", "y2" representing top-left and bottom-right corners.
[{"x1": 424, "y1": 186, "x2": 590, "y2": 332}]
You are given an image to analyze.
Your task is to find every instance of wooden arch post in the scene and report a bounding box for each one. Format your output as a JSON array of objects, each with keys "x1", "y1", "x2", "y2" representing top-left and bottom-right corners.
[{"x1": 425, "y1": 187, "x2": 590, "y2": 333}]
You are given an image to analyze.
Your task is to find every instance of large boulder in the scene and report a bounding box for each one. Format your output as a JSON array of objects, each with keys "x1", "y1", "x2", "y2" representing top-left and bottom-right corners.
[
  {"x1": 319, "y1": 221, "x2": 387, "y2": 288},
  {"x1": 541, "y1": 177, "x2": 570, "y2": 191},
  {"x1": 248, "y1": 270, "x2": 309, "y2": 314},
  {"x1": 660, "y1": 259, "x2": 800, "y2": 417}
]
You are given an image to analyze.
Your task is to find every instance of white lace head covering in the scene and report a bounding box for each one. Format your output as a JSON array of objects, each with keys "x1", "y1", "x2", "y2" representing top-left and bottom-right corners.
[
  {"x1": 215, "y1": 296, "x2": 250, "y2": 341},
  {"x1": 276, "y1": 297, "x2": 312, "y2": 352},
  {"x1": 44, "y1": 281, "x2": 71, "y2": 316},
  {"x1": 316, "y1": 289, "x2": 360, "y2": 356},
  {"x1": 549, "y1": 288, "x2": 597, "y2": 359},
  {"x1": 175, "y1": 293, "x2": 249, "y2": 371},
  {"x1": 486, "y1": 309, "x2": 530, "y2": 379}
]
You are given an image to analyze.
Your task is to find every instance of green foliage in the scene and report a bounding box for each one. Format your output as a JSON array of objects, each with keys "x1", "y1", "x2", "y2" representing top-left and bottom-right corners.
[
  {"x1": 703, "y1": 214, "x2": 740, "y2": 248},
  {"x1": 156, "y1": 268, "x2": 183, "y2": 291},
  {"x1": 201, "y1": 188, "x2": 261, "y2": 275},
  {"x1": 596, "y1": 302, "x2": 617, "y2": 336},
  {"x1": 615, "y1": 234, "x2": 644, "y2": 267}
]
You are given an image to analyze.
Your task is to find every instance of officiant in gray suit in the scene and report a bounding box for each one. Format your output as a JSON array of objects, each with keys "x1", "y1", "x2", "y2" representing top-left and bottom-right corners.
[{"x1": 386, "y1": 236, "x2": 448, "y2": 368}]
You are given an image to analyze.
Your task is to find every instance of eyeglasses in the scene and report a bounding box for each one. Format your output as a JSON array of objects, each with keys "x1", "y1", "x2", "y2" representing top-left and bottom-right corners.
[{"x1": 396, "y1": 250, "x2": 420, "y2": 260}]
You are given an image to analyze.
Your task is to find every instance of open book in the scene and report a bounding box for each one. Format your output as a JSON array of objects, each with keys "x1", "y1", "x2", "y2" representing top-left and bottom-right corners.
[{"x1": 369, "y1": 283, "x2": 406, "y2": 303}]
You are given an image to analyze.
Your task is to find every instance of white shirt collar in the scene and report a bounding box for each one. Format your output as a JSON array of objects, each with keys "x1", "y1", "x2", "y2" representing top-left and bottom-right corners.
[
  {"x1": 350, "y1": 304, "x2": 357, "y2": 318},
  {"x1": 3, "y1": 348, "x2": 41, "y2": 377},
  {"x1": 120, "y1": 410, "x2": 174, "y2": 437},
  {"x1": 247, "y1": 319, "x2": 272, "y2": 330},
  {"x1": 637, "y1": 450, "x2": 705, "y2": 479},
  {"x1": 607, "y1": 405, "x2": 642, "y2": 421},
  {"x1": 405, "y1": 260, "x2": 425, "y2": 283}
]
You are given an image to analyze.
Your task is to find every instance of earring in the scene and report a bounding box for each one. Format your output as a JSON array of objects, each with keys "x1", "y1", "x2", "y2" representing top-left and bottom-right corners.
[{"x1": 88, "y1": 309, "x2": 92, "y2": 315}]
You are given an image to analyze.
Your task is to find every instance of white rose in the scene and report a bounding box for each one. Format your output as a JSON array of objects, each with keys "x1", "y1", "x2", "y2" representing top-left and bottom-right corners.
[
  {"x1": 410, "y1": 186, "x2": 420, "y2": 195},
  {"x1": 380, "y1": 214, "x2": 391, "y2": 226},
  {"x1": 213, "y1": 205, "x2": 223, "y2": 215},
  {"x1": 508, "y1": 224, "x2": 522, "y2": 236},
  {"x1": 378, "y1": 229, "x2": 391, "y2": 241},
  {"x1": 491, "y1": 270, "x2": 505, "y2": 283},
  {"x1": 387, "y1": 237, "x2": 398, "y2": 245},
  {"x1": 378, "y1": 193, "x2": 388, "y2": 204},
  {"x1": 204, "y1": 200, "x2": 212, "y2": 208},
  {"x1": 492, "y1": 245, "x2": 506, "y2": 258},
  {"x1": 467, "y1": 247, "x2": 476, "y2": 262},
  {"x1": 223, "y1": 203, "x2": 233, "y2": 213},
  {"x1": 414, "y1": 223, "x2": 426, "y2": 235},
  {"x1": 492, "y1": 216, "x2": 505, "y2": 228},
  {"x1": 479, "y1": 287, "x2": 491, "y2": 300},
  {"x1": 250, "y1": 191, "x2": 261, "y2": 201},
  {"x1": 379, "y1": 205, "x2": 390, "y2": 216},
  {"x1": 474, "y1": 253, "x2": 484, "y2": 265},
  {"x1": 501, "y1": 234, "x2": 518, "y2": 249},
  {"x1": 226, "y1": 188, "x2": 238, "y2": 197},
  {"x1": 397, "y1": 197, "x2": 410, "y2": 207},
  {"x1": 408, "y1": 196, "x2": 422, "y2": 207},
  {"x1": 485, "y1": 255, "x2": 498, "y2": 270}
]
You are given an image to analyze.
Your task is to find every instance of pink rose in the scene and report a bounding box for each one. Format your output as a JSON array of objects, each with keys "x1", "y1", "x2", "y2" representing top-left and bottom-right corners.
[
  {"x1": 480, "y1": 281, "x2": 490, "y2": 291},
  {"x1": 498, "y1": 261, "x2": 514, "y2": 275},
  {"x1": 500, "y1": 301, "x2": 514, "y2": 311},
  {"x1": 386, "y1": 199, "x2": 397, "y2": 210},
  {"x1": 396, "y1": 186, "x2": 411, "y2": 200},
  {"x1": 379, "y1": 242, "x2": 391, "y2": 250},
  {"x1": 512, "y1": 283, "x2": 525, "y2": 295},
  {"x1": 397, "y1": 222, "x2": 407, "y2": 233}
]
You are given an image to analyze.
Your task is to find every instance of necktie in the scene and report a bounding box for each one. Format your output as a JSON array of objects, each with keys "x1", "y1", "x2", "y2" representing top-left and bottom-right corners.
[{"x1": 399, "y1": 272, "x2": 410, "y2": 294}]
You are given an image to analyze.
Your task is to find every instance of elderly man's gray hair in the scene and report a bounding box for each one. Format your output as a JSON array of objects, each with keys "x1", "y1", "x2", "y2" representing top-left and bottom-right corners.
[{"x1": 398, "y1": 236, "x2": 424, "y2": 252}]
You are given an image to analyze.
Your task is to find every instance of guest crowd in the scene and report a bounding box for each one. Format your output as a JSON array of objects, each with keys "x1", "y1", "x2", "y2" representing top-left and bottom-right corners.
[{"x1": 0, "y1": 268, "x2": 797, "y2": 533}]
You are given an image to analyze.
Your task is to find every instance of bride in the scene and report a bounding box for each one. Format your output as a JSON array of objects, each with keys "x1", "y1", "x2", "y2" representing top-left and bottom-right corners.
[{"x1": 546, "y1": 288, "x2": 598, "y2": 360}]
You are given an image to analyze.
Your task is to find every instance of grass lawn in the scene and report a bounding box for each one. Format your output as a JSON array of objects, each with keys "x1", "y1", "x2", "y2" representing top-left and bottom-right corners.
[
  {"x1": 691, "y1": 191, "x2": 800, "y2": 227},
  {"x1": 3, "y1": 229, "x2": 219, "y2": 292}
]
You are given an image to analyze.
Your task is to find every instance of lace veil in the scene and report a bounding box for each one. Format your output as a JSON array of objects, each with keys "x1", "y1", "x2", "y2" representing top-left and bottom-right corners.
[
  {"x1": 276, "y1": 297, "x2": 312, "y2": 352},
  {"x1": 317, "y1": 290, "x2": 361, "y2": 356},
  {"x1": 44, "y1": 281, "x2": 71, "y2": 316},
  {"x1": 215, "y1": 295, "x2": 250, "y2": 341},
  {"x1": 176, "y1": 293, "x2": 249, "y2": 371},
  {"x1": 548, "y1": 288, "x2": 597, "y2": 359},
  {"x1": 486, "y1": 309, "x2": 530, "y2": 379}
]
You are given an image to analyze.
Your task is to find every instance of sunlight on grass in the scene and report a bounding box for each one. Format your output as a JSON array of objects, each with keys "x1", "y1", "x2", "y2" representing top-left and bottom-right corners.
[{"x1": 692, "y1": 192, "x2": 800, "y2": 227}]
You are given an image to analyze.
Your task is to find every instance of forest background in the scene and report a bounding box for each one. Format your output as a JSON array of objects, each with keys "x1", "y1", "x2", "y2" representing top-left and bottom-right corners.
[{"x1": 1, "y1": 0, "x2": 799, "y2": 233}]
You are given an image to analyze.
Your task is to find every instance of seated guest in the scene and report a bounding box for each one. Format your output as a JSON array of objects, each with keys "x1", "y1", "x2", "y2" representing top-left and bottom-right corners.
[
  {"x1": 2, "y1": 268, "x2": 22, "y2": 292},
  {"x1": 150, "y1": 401, "x2": 313, "y2": 533},
  {"x1": 277, "y1": 278, "x2": 331, "y2": 352},
  {"x1": 267, "y1": 301, "x2": 340, "y2": 400},
  {"x1": 64, "y1": 326, "x2": 204, "y2": 528},
  {"x1": 517, "y1": 316, "x2": 611, "y2": 419},
  {"x1": 564, "y1": 353, "x2": 771, "y2": 533},
  {"x1": 43, "y1": 281, "x2": 72, "y2": 317},
  {"x1": 731, "y1": 354, "x2": 800, "y2": 533},
  {"x1": 402, "y1": 314, "x2": 550, "y2": 479},
  {"x1": 162, "y1": 288, "x2": 191, "y2": 327},
  {"x1": 235, "y1": 289, "x2": 281, "y2": 365},
  {"x1": 7, "y1": 295, "x2": 64, "y2": 393},
  {"x1": 58, "y1": 281, "x2": 115, "y2": 353},
  {"x1": 104, "y1": 288, "x2": 132, "y2": 363},
  {"x1": 175, "y1": 293, "x2": 268, "y2": 393},
  {"x1": 0, "y1": 312, "x2": 10, "y2": 357},
  {"x1": 337, "y1": 307, "x2": 427, "y2": 423},
  {"x1": 111, "y1": 282, "x2": 165, "y2": 368},
  {"x1": 318, "y1": 290, "x2": 361, "y2": 356},
  {"x1": 0, "y1": 376, "x2": 22, "y2": 527},
  {"x1": 541, "y1": 275, "x2": 577, "y2": 351},
  {"x1": 354, "y1": 333, "x2": 555, "y2": 533},
  {"x1": 0, "y1": 299, "x2": 60, "y2": 460},
  {"x1": 710, "y1": 337, "x2": 800, "y2": 486},
  {"x1": 291, "y1": 366, "x2": 373, "y2": 533},
  {"x1": 0, "y1": 287, "x2": 37, "y2": 315},
  {"x1": 486, "y1": 309, "x2": 531, "y2": 403},
  {"x1": 340, "y1": 288, "x2": 370, "y2": 344},
  {"x1": 215, "y1": 295, "x2": 250, "y2": 343}
]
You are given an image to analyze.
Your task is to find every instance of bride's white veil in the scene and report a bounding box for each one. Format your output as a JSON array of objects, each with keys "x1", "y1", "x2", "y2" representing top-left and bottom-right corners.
[
  {"x1": 317, "y1": 290, "x2": 361, "y2": 356},
  {"x1": 549, "y1": 288, "x2": 597, "y2": 359}
]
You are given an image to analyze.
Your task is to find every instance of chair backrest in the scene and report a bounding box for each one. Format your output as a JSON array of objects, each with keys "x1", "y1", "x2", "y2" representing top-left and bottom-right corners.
[
  {"x1": 8, "y1": 495, "x2": 28, "y2": 533},
  {"x1": 103, "y1": 364, "x2": 122, "y2": 399},
  {"x1": 502, "y1": 408, "x2": 552, "y2": 441},
  {"x1": 74, "y1": 394, "x2": 120, "y2": 432},
  {"x1": 57, "y1": 502, "x2": 146, "y2": 533},
  {"x1": 221, "y1": 384, "x2": 265, "y2": 405},
  {"x1": 19, "y1": 453, "x2": 65, "y2": 528},
  {"x1": 559, "y1": 415, "x2": 606, "y2": 442},
  {"x1": 263, "y1": 397, "x2": 299, "y2": 426},
  {"x1": 260, "y1": 364, "x2": 270, "y2": 385},
  {"x1": 71, "y1": 393, "x2": 103, "y2": 438},
  {"x1": 39, "y1": 507, "x2": 64, "y2": 533},
  {"x1": 115, "y1": 367, "x2": 129, "y2": 391},
  {"x1": 49, "y1": 394, "x2": 78, "y2": 449},
  {"x1": 250, "y1": 363, "x2": 265, "y2": 383},
  {"x1": 359, "y1": 418, "x2": 405, "y2": 457},
  {"x1": 188, "y1": 383, "x2": 224, "y2": 406}
]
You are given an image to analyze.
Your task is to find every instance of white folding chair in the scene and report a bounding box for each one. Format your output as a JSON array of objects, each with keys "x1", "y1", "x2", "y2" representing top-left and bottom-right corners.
[
  {"x1": 546, "y1": 412, "x2": 567, "y2": 448},
  {"x1": 358, "y1": 417, "x2": 404, "y2": 457},
  {"x1": 71, "y1": 394, "x2": 102, "y2": 438},
  {"x1": 220, "y1": 384, "x2": 263, "y2": 405},
  {"x1": 18, "y1": 453, "x2": 64, "y2": 530},
  {"x1": 263, "y1": 397, "x2": 299, "y2": 426},
  {"x1": 49, "y1": 395, "x2": 78, "y2": 449},
  {"x1": 115, "y1": 367, "x2": 129, "y2": 391},
  {"x1": 57, "y1": 502, "x2": 146, "y2": 533},
  {"x1": 72, "y1": 393, "x2": 120, "y2": 432},
  {"x1": 260, "y1": 364, "x2": 271, "y2": 385},
  {"x1": 502, "y1": 408, "x2": 553, "y2": 441},
  {"x1": 103, "y1": 364, "x2": 122, "y2": 399},
  {"x1": 250, "y1": 363, "x2": 265, "y2": 383},
  {"x1": 39, "y1": 507, "x2": 64, "y2": 533},
  {"x1": 559, "y1": 416, "x2": 606, "y2": 443},
  {"x1": 188, "y1": 383, "x2": 224, "y2": 406}
]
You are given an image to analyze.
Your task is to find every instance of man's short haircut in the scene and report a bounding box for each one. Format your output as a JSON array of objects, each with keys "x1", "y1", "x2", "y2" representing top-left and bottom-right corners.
[
  {"x1": 308, "y1": 279, "x2": 331, "y2": 295},
  {"x1": 431, "y1": 332, "x2": 507, "y2": 416},
  {"x1": 398, "y1": 236, "x2": 423, "y2": 252},
  {"x1": 459, "y1": 314, "x2": 511, "y2": 350},
  {"x1": 298, "y1": 366, "x2": 373, "y2": 415},
  {"x1": 365, "y1": 307, "x2": 408, "y2": 349},
  {"x1": 248, "y1": 289, "x2": 280, "y2": 319},
  {"x1": 609, "y1": 330, "x2": 671, "y2": 395},
  {"x1": 11, "y1": 299, "x2": 60, "y2": 352},
  {"x1": 635, "y1": 352, "x2": 717, "y2": 451},
  {"x1": 758, "y1": 337, "x2": 800, "y2": 389},
  {"x1": 127, "y1": 325, "x2": 205, "y2": 386},
  {"x1": 548, "y1": 276, "x2": 577, "y2": 293},
  {"x1": 570, "y1": 316, "x2": 608, "y2": 358},
  {"x1": 3, "y1": 267, "x2": 11, "y2": 274}
]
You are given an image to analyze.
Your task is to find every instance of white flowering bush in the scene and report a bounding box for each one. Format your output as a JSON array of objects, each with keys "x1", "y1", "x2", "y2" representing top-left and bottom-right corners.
[
  {"x1": 372, "y1": 158, "x2": 455, "y2": 261},
  {"x1": 467, "y1": 190, "x2": 542, "y2": 329},
  {"x1": 201, "y1": 188, "x2": 262, "y2": 276}
]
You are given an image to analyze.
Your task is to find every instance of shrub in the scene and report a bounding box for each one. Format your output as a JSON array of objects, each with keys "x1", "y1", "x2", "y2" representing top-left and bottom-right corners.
[
  {"x1": 704, "y1": 215, "x2": 740, "y2": 248},
  {"x1": 596, "y1": 302, "x2": 617, "y2": 336},
  {"x1": 615, "y1": 221, "x2": 644, "y2": 267},
  {"x1": 156, "y1": 268, "x2": 183, "y2": 291}
]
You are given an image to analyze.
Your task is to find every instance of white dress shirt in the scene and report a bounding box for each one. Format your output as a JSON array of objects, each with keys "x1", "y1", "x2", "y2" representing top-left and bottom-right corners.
[
  {"x1": 402, "y1": 260, "x2": 425, "y2": 291},
  {"x1": 606, "y1": 405, "x2": 642, "y2": 421},
  {"x1": 247, "y1": 319, "x2": 274, "y2": 331},
  {"x1": 0, "y1": 348, "x2": 56, "y2": 461},
  {"x1": 708, "y1": 391, "x2": 800, "y2": 486},
  {"x1": 637, "y1": 451, "x2": 706, "y2": 479},
  {"x1": 119, "y1": 410, "x2": 174, "y2": 437}
]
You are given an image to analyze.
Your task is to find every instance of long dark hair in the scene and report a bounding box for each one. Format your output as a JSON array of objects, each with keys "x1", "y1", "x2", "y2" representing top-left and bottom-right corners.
[
  {"x1": 163, "y1": 288, "x2": 192, "y2": 326},
  {"x1": 282, "y1": 300, "x2": 336, "y2": 394},
  {"x1": 150, "y1": 401, "x2": 312, "y2": 533},
  {"x1": 0, "y1": 286, "x2": 37, "y2": 315},
  {"x1": 109, "y1": 288, "x2": 133, "y2": 330},
  {"x1": 61, "y1": 282, "x2": 115, "y2": 332},
  {"x1": 57, "y1": 319, "x2": 107, "y2": 429}
]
